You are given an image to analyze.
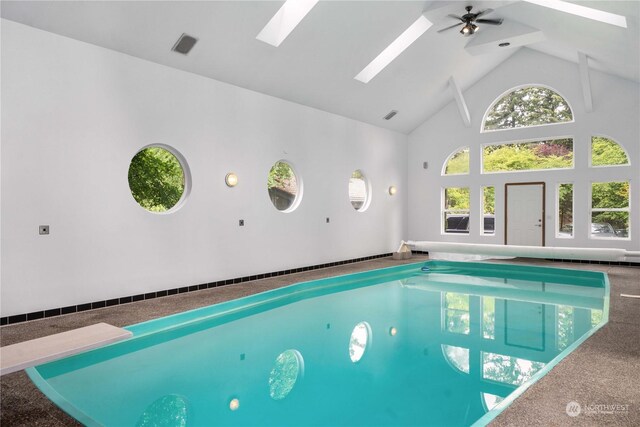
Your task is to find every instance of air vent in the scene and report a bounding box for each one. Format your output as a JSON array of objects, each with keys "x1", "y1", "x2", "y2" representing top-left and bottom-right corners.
[
  {"x1": 172, "y1": 34, "x2": 198, "y2": 55},
  {"x1": 384, "y1": 110, "x2": 398, "y2": 120}
]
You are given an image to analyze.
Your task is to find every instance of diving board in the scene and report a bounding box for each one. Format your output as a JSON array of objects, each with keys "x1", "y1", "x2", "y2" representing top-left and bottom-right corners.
[{"x1": 0, "y1": 323, "x2": 132, "y2": 376}]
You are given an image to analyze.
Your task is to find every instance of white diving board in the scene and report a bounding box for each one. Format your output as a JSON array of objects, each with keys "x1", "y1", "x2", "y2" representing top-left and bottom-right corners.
[{"x1": 0, "y1": 322, "x2": 132, "y2": 376}]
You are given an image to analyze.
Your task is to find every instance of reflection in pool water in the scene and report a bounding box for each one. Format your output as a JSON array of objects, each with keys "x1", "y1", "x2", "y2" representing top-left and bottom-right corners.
[
  {"x1": 28, "y1": 262, "x2": 607, "y2": 426},
  {"x1": 269, "y1": 350, "x2": 303, "y2": 400},
  {"x1": 136, "y1": 395, "x2": 188, "y2": 427}
]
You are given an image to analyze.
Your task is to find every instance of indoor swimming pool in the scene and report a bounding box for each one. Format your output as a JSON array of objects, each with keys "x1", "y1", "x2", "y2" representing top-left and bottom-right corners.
[{"x1": 27, "y1": 261, "x2": 609, "y2": 426}]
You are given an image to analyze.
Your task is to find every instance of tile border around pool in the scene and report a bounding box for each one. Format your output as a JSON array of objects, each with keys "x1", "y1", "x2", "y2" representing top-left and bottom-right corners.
[
  {"x1": 1, "y1": 252, "x2": 636, "y2": 327},
  {"x1": 1, "y1": 252, "x2": 393, "y2": 326}
]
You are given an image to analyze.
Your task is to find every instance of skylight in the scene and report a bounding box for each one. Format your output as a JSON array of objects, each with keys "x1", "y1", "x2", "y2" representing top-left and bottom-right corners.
[
  {"x1": 523, "y1": 0, "x2": 627, "y2": 28},
  {"x1": 354, "y1": 15, "x2": 433, "y2": 84},
  {"x1": 256, "y1": 0, "x2": 319, "y2": 47}
]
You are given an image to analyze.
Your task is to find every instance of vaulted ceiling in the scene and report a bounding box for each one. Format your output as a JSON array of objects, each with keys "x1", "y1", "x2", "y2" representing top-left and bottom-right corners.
[{"x1": 2, "y1": 1, "x2": 638, "y2": 134}]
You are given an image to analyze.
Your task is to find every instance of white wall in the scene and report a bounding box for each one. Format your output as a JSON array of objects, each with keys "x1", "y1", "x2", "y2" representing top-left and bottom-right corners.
[
  {"x1": 0, "y1": 20, "x2": 408, "y2": 317},
  {"x1": 408, "y1": 48, "x2": 639, "y2": 252}
]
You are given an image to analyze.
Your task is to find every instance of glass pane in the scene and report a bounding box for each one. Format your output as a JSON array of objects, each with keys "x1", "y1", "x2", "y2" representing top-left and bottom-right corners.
[
  {"x1": 444, "y1": 293, "x2": 470, "y2": 334},
  {"x1": 483, "y1": 139, "x2": 573, "y2": 173},
  {"x1": 557, "y1": 305, "x2": 574, "y2": 351},
  {"x1": 483, "y1": 86, "x2": 572, "y2": 131},
  {"x1": 591, "y1": 212, "x2": 629, "y2": 238},
  {"x1": 128, "y1": 146, "x2": 185, "y2": 212},
  {"x1": 442, "y1": 345, "x2": 469, "y2": 373},
  {"x1": 591, "y1": 136, "x2": 629, "y2": 166},
  {"x1": 591, "y1": 182, "x2": 629, "y2": 209},
  {"x1": 482, "y1": 297, "x2": 495, "y2": 339},
  {"x1": 482, "y1": 352, "x2": 546, "y2": 386},
  {"x1": 269, "y1": 350, "x2": 303, "y2": 400},
  {"x1": 557, "y1": 184, "x2": 573, "y2": 237},
  {"x1": 348, "y1": 170, "x2": 368, "y2": 211},
  {"x1": 444, "y1": 148, "x2": 469, "y2": 175},
  {"x1": 482, "y1": 187, "x2": 495, "y2": 234},
  {"x1": 268, "y1": 161, "x2": 299, "y2": 211}
]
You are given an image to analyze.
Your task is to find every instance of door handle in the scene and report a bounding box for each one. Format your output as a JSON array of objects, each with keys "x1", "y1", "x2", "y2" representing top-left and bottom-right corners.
[{"x1": 534, "y1": 224, "x2": 542, "y2": 227}]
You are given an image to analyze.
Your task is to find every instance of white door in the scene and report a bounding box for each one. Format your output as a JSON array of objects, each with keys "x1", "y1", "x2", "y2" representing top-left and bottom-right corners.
[{"x1": 506, "y1": 183, "x2": 544, "y2": 246}]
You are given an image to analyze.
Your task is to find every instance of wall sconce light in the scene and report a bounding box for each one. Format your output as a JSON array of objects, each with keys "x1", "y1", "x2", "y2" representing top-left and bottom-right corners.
[
  {"x1": 389, "y1": 327, "x2": 398, "y2": 336},
  {"x1": 388, "y1": 186, "x2": 397, "y2": 195},
  {"x1": 225, "y1": 172, "x2": 238, "y2": 187}
]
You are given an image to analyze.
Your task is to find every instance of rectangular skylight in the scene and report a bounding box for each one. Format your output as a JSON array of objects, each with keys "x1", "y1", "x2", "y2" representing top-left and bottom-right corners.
[
  {"x1": 256, "y1": 0, "x2": 319, "y2": 47},
  {"x1": 523, "y1": 0, "x2": 627, "y2": 28},
  {"x1": 355, "y1": 15, "x2": 433, "y2": 84}
]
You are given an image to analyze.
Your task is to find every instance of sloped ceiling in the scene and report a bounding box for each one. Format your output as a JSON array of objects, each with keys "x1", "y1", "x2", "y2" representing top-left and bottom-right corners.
[{"x1": 1, "y1": 1, "x2": 638, "y2": 134}]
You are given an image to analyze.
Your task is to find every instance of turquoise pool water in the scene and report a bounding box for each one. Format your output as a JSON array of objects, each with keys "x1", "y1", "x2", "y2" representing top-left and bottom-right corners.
[{"x1": 27, "y1": 261, "x2": 608, "y2": 426}]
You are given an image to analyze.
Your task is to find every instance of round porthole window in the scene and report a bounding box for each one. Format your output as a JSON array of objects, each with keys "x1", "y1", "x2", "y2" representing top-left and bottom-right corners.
[
  {"x1": 348, "y1": 170, "x2": 370, "y2": 211},
  {"x1": 349, "y1": 321, "x2": 371, "y2": 363},
  {"x1": 269, "y1": 349, "x2": 304, "y2": 400},
  {"x1": 128, "y1": 145, "x2": 190, "y2": 213},
  {"x1": 267, "y1": 160, "x2": 301, "y2": 212}
]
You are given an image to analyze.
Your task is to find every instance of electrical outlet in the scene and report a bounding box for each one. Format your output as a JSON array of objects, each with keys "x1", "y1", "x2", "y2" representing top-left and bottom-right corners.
[
  {"x1": 39, "y1": 225, "x2": 49, "y2": 235},
  {"x1": 239, "y1": 219, "x2": 245, "y2": 226},
  {"x1": 326, "y1": 217, "x2": 330, "y2": 223}
]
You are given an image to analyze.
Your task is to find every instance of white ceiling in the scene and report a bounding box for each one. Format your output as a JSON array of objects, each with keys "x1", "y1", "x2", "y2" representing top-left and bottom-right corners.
[{"x1": 2, "y1": 1, "x2": 638, "y2": 134}]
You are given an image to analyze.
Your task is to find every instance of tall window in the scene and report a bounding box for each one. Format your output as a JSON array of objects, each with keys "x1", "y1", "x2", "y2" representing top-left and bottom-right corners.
[
  {"x1": 483, "y1": 86, "x2": 573, "y2": 132},
  {"x1": 443, "y1": 147, "x2": 469, "y2": 175},
  {"x1": 482, "y1": 186, "x2": 495, "y2": 235},
  {"x1": 557, "y1": 183, "x2": 574, "y2": 238},
  {"x1": 482, "y1": 138, "x2": 573, "y2": 173},
  {"x1": 591, "y1": 136, "x2": 630, "y2": 167},
  {"x1": 443, "y1": 187, "x2": 470, "y2": 234},
  {"x1": 591, "y1": 181, "x2": 630, "y2": 239}
]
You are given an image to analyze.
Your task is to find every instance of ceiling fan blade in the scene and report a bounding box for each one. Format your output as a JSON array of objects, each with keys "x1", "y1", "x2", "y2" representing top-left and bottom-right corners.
[
  {"x1": 447, "y1": 14, "x2": 465, "y2": 22},
  {"x1": 474, "y1": 8, "x2": 494, "y2": 18},
  {"x1": 476, "y1": 18, "x2": 503, "y2": 25},
  {"x1": 437, "y1": 22, "x2": 464, "y2": 33}
]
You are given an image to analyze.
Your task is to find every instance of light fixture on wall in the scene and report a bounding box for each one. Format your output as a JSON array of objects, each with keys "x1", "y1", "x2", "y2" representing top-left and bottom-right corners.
[
  {"x1": 388, "y1": 186, "x2": 397, "y2": 195},
  {"x1": 225, "y1": 173, "x2": 238, "y2": 187}
]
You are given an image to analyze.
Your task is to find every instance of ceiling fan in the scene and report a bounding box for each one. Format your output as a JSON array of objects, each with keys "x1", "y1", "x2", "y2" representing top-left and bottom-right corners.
[{"x1": 438, "y1": 5, "x2": 503, "y2": 37}]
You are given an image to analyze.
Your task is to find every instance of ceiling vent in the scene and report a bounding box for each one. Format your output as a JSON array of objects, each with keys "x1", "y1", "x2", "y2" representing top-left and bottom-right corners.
[
  {"x1": 172, "y1": 34, "x2": 198, "y2": 55},
  {"x1": 384, "y1": 110, "x2": 398, "y2": 120}
]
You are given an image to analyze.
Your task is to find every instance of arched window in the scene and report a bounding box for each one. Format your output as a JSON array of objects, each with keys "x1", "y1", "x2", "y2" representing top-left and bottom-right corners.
[
  {"x1": 591, "y1": 136, "x2": 630, "y2": 167},
  {"x1": 482, "y1": 86, "x2": 573, "y2": 132},
  {"x1": 443, "y1": 147, "x2": 469, "y2": 175}
]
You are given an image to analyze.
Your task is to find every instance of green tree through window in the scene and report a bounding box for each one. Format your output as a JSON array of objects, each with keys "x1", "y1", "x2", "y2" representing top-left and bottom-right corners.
[
  {"x1": 484, "y1": 86, "x2": 572, "y2": 131},
  {"x1": 128, "y1": 147, "x2": 185, "y2": 212},
  {"x1": 591, "y1": 136, "x2": 629, "y2": 166}
]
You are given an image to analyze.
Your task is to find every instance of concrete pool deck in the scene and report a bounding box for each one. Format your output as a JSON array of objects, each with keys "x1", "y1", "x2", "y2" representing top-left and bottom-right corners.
[{"x1": 1, "y1": 256, "x2": 638, "y2": 426}]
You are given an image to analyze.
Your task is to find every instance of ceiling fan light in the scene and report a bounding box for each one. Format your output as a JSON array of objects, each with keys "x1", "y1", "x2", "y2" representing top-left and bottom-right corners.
[{"x1": 460, "y1": 23, "x2": 477, "y2": 36}]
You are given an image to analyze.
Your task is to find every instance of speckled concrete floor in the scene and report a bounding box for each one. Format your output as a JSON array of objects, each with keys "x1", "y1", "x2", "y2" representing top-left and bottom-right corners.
[{"x1": 1, "y1": 256, "x2": 638, "y2": 426}]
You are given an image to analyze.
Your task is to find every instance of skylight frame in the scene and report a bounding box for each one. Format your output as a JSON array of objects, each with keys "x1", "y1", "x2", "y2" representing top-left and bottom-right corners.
[
  {"x1": 256, "y1": 0, "x2": 320, "y2": 47},
  {"x1": 523, "y1": 0, "x2": 627, "y2": 28},
  {"x1": 354, "y1": 14, "x2": 433, "y2": 84}
]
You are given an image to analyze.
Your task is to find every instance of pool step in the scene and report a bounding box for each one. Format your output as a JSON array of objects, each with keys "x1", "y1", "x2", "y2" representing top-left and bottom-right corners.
[{"x1": 0, "y1": 323, "x2": 132, "y2": 376}]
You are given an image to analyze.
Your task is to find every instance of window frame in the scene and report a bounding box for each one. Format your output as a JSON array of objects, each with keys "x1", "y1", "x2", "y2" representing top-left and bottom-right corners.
[
  {"x1": 480, "y1": 136, "x2": 575, "y2": 175},
  {"x1": 442, "y1": 146, "x2": 470, "y2": 176},
  {"x1": 442, "y1": 186, "x2": 471, "y2": 235},
  {"x1": 589, "y1": 135, "x2": 631, "y2": 168},
  {"x1": 480, "y1": 84, "x2": 575, "y2": 133},
  {"x1": 267, "y1": 159, "x2": 303, "y2": 213},
  {"x1": 589, "y1": 180, "x2": 631, "y2": 241},
  {"x1": 556, "y1": 182, "x2": 574, "y2": 239}
]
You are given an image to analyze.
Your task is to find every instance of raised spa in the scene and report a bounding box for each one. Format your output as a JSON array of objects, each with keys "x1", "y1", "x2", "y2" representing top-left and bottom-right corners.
[{"x1": 27, "y1": 261, "x2": 608, "y2": 426}]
